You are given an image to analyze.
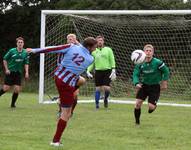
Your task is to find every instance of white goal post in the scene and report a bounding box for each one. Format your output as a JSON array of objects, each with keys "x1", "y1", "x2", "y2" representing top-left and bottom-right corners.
[{"x1": 39, "y1": 10, "x2": 191, "y2": 106}]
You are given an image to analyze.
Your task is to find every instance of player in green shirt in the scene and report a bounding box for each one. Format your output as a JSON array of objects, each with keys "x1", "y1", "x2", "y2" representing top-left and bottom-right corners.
[
  {"x1": 87, "y1": 35, "x2": 116, "y2": 109},
  {"x1": 133, "y1": 44, "x2": 169, "y2": 125},
  {"x1": 0, "y1": 37, "x2": 29, "y2": 108}
]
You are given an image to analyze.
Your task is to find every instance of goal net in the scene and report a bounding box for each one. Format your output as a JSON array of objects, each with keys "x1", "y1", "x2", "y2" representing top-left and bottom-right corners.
[{"x1": 40, "y1": 10, "x2": 191, "y2": 105}]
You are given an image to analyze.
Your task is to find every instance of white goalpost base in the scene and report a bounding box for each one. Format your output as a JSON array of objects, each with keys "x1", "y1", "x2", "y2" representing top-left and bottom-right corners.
[
  {"x1": 40, "y1": 10, "x2": 191, "y2": 106},
  {"x1": 42, "y1": 99, "x2": 191, "y2": 107}
]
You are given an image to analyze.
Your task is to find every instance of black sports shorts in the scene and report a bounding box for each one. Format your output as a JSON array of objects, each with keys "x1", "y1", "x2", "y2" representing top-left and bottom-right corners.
[
  {"x1": 136, "y1": 84, "x2": 160, "y2": 105},
  {"x1": 95, "y1": 69, "x2": 112, "y2": 86},
  {"x1": 4, "y1": 71, "x2": 22, "y2": 86}
]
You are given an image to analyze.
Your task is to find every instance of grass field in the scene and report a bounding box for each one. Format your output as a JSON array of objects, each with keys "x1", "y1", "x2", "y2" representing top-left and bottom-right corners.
[{"x1": 0, "y1": 93, "x2": 191, "y2": 150}]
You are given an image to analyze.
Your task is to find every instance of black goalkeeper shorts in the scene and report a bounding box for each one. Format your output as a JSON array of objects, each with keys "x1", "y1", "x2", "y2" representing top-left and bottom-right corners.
[{"x1": 95, "y1": 69, "x2": 112, "y2": 86}]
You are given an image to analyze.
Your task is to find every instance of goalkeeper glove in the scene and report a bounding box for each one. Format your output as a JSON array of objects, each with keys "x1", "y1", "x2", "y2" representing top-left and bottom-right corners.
[
  {"x1": 109, "y1": 69, "x2": 116, "y2": 81},
  {"x1": 86, "y1": 71, "x2": 93, "y2": 79}
]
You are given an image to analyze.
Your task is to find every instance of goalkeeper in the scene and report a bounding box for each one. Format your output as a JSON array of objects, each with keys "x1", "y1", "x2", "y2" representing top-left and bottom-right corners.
[
  {"x1": 133, "y1": 44, "x2": 170, "y2": 125},
  {"x1": 87, "y1": 35, "x2": 116, "y2": 109}
]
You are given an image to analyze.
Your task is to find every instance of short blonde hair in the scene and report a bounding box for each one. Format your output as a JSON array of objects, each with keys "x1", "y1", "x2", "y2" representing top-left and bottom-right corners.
[
  {"x1": 143, "y1": 44, "x2": 154, "y2": 51},
  {"x1": 67, "y1": 34, "x2": 76, "y2": 39}
]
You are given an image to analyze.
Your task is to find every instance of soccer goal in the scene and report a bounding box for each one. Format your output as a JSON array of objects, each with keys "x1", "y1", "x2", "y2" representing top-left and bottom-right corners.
[{"x1": 39, "y1": 10, "x2": 191, "y2": 106}]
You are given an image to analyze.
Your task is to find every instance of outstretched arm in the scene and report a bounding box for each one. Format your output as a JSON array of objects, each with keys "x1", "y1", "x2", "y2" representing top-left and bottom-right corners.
[{"x1": 27, "y1": 44, "x2": 71, "y2": 54}]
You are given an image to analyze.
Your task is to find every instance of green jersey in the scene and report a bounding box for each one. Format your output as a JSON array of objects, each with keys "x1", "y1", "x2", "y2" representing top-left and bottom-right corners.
[
  {"x1": 133, "y1": 57, "x2": 169, "y2": 85},
  {"x1": 3, "y1": 48, "x2": 29, "y2": 73},
  {"x1": 87, "y1": 46, "x2": 115, "y2": 72}
]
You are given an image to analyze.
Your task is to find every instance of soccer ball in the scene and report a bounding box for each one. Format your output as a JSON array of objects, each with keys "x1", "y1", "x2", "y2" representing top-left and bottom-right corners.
[{"x1": 131, "y1": 49, "x2": 146, "y2": 64}]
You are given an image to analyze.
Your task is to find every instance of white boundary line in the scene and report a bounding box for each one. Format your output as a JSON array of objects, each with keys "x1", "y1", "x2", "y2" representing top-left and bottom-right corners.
[{"x1": 42, "y1": 99, "x2": 191, "y2": 107}]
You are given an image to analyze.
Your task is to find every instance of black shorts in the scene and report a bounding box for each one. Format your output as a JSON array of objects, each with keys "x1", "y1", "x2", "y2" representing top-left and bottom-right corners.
[
  {"x1": 95, "y1": 69, "x2": 111, "y2": 86},
  {"x1": 4, "y1": 71, "x2": 22, "y2": 86},
  {"x1": 136, "y1": 84, "x2": 160, "y2": 105}
]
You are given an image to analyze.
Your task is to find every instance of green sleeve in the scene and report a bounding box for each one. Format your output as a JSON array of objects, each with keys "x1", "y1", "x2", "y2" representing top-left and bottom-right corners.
[
  {"x1": 87, "y1": 52, "x2": 95, "y2": 72},
  {"x1": 87, "y1": 61, "x2": 94, "y2": 72},
  {"x1": 24, "y1": 53, "x2": 30, "y2": 65},
  {"x1": 159, "y1": 63, "x2": 169, "y2": 80},
  {"x1": 109, "y1": 48, "x2": 116, "y2": 68},
  {"x1": 133, "y1": 65, "x2": 141, "y2": 85},
  {"x1": 3, "y1": 49, "x2": 11, "y2": 61}
]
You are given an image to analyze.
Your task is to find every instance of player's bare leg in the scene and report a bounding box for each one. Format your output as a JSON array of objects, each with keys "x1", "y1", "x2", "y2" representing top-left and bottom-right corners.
[
  {"x1": 148, "y1": 102, "x2": 157, "y2": 113},
  {"x1": 10, "y1": 85, "x2": 21, "y2": 108},
  {"x1": 71, "y1": 89, "x2": 79, "y2": 116},
  {"x1": 77, "y1": 76, "x2": 86, "y2": 87},
  {"x1": 71, "y1": 76, "x2": 86, "y2": 116},
  {"x1": 0, "y1": 84, "x2": 10, "y2": 97}
]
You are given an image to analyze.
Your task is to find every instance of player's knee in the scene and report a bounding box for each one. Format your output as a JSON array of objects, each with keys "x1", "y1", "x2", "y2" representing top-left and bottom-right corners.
[
  {"x1": 60, "y1": 107, "x2": 72, "y2": 121},
  {"x1": 14, "y1": 90, "x2": 20, "y2": 94},
  {"x1": 73, "y1": 92, "x2": 78, "y2": 100},
  {"x1": 14, "y1": 86, "x2": 21, "y2": 93},
  {"x1": 3, "y1": 85, "x2": 10, "y2": 92},
  {"x1": 103, "y1": 86, "x2": 110, "y2": 92},
  {"x1": 60, "y1": 112, "x2": 71, "y2": 121},
  {"x1": 77, "y1": 76, "x2": 86, "y2": 86},
  {"x1": 96, "y1": 87, "x2": 102, "y2": 91},
  {"x1": 135, "y1": 101, "x2": 142, "y2": 109}
]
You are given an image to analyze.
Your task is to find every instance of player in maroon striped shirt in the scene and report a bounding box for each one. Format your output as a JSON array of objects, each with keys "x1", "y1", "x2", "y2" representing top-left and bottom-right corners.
[{"x1": 57, "y1": 34, "x2": 86, "y2": 118}]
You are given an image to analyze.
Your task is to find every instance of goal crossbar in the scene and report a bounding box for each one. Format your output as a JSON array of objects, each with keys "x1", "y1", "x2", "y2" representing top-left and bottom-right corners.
[{"x1": 42, "y1": 10, "x2": 191, "y2": 15}]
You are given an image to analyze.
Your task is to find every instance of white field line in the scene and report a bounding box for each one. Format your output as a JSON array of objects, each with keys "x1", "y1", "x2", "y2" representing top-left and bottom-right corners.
[{"x1": 42, "y1": 99, "x2": 191, "y2": 107}]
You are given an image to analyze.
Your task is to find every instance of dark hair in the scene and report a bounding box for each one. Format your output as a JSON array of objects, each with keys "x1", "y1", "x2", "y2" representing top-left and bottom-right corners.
[
  {"x1": 82, "y1": 37, "x2": 97, "y2": 48},
  {"x1": 96, "y1": 35, "x2": 104, "y2": 40},
  {"x1": 16, "y1": 37, "x2": 24, "y2": 42}
]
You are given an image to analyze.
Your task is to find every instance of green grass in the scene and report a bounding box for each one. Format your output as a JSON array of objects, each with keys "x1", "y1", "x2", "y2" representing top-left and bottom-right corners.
[{"x1": 0, "y1": 93, "x2": 191, "y2": 150}]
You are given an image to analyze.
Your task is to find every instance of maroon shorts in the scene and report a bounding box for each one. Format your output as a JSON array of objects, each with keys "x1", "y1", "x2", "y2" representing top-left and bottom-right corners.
[{"x1": 55, "y1": 76, "x2": 75, "y2": 107}]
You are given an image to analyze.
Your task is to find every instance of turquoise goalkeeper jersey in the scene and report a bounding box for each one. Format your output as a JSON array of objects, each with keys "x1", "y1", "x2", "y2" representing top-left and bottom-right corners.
[
  {"x1": 133, "y1": 57, "x2": 169, "y2": 85},
  {"x1": 87, "y1": 46, "x2": 115, "y2": 72}
]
